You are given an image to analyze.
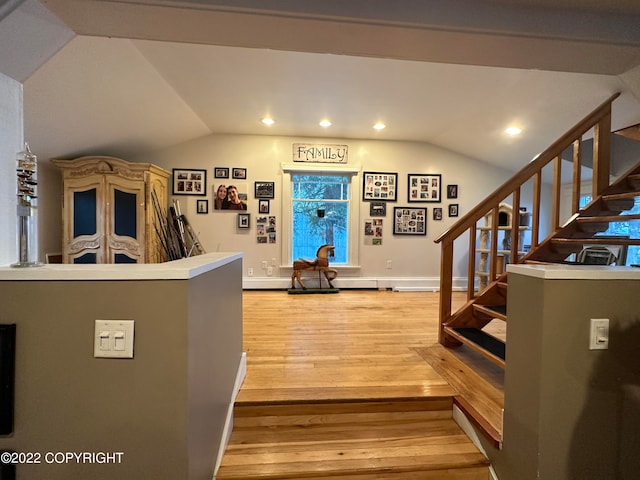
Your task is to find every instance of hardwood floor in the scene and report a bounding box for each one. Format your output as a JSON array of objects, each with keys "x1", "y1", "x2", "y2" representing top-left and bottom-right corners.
[
  {"x1": 238, "y1": 290, "x2": 503, "y2": 424},
  {"x1": 238, "y1": 290, "x2": 459, "y2": 404},
  {"x1": 217, "y1": 289, "x2": 502, "y2": 479}
]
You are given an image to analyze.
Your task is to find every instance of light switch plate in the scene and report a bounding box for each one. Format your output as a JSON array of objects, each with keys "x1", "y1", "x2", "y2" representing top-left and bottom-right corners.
[
  {"x1": 94, "y1": 320, "x2": 135, "y2": 358},
  {"x1": 589, "y1": 318, "x2": 609, "y2": 350}
]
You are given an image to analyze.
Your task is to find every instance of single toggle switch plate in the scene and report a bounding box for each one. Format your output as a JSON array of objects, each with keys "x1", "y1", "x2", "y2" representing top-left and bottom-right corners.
[
  {"x1": 589, "y1": 318, "x2": 609, "y2": 350},
  {"x1": 94, "y1": 320, "x2": 135, "y2": 358}
]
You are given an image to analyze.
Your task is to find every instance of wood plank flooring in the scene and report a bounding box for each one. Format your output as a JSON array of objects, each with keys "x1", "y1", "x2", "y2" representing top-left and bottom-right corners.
[
  {"x1": 217, "y1": 290, "x2": 501, "y2": 479},
  {"x1": 238, "y1": 290, "x2": 459, "y2": 404}
]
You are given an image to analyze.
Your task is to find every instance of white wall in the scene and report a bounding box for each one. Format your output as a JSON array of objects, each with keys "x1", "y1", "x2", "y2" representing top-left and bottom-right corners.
[
  {"x1": 135, "y1": 133, "x2": 520, "y2": 288},
  {"x1": 0, "y1": 72, "x2": 22, "y2": 266}
]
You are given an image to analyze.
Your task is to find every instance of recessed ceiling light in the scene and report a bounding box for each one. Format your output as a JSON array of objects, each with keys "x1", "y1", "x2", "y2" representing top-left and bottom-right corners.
[
  {"x1": 319, "y1": 119, "x2": 332, "y2": 128},
  {"x1": 505, "y1": 126, "x2": 522, "y2": 136},
  {"x1": 373, "y1": 122, "x2": 386, "y2": 131},
  {"x1": 261, "y1": 117, "x2": 275, "y2": 126}
]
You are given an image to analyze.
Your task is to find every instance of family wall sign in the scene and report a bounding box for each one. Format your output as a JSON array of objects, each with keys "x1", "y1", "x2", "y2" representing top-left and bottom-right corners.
[{"x1": 292, "y1": 143, "x2": 348, "y2": 163}]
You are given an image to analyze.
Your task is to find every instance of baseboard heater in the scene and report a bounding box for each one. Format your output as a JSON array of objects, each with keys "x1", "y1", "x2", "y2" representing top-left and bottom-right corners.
[{"x1": 0, "y1": 324, "x2": 16, "y2": 435}]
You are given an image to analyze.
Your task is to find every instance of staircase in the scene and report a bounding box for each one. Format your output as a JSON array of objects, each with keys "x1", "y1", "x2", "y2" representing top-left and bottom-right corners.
[
  {"x1": 216, "y1": 398, "x2": 490, "y2": 479},
  {"x1": 435, "y1": 92, "x2": 639, "y2": 372}
]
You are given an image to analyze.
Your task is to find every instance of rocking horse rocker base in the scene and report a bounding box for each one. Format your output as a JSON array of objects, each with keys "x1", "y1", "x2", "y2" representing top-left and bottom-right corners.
[{"x1": 288, "y1": 244, "x2": 339, "y2": 295}]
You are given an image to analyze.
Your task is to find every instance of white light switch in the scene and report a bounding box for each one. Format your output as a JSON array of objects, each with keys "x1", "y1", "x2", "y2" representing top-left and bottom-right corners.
[
  {"x1": 94, "y1": 320, "x2": 135, "y2": 358},
  {"x1": 114, "y1": 331, "x2": 125, "y2": 351},
  {"x1": 99, "y1": 331, "x2": 110, "y2": 350},
  {"x1": 589, "y1": 318, "x2": 609, "y2": 350}
]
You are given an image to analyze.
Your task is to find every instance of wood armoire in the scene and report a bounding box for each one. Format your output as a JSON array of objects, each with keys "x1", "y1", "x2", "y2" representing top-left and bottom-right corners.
[{"x1": 53, "y1": 156, "x2": 170, "y2": 264}]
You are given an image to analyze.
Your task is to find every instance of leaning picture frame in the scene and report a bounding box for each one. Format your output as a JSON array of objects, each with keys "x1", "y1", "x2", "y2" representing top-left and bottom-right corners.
[
  {"x1": 362, "y1": 171, "x2": 397, "y2": 202},
  {"x1": 173, "y1": 168, "x2": 207, "y2": 196},
  {"x1": 393, "y1": 207, "x2": 427, "y2": 235},
  {"x1": 407, "y1": 174, "x2": 441, "y2": 203}
]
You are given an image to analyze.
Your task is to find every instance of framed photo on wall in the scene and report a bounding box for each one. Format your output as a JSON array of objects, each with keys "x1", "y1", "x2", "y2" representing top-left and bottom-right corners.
[
  {"x1": 369, "y1": 201, "x2": 387, "y2": 217},
  {"x1": 447, "y1": 184, "x2": 458, "y2": 199},
  {"x1": 433, "y1": 207, "x2": 443, "y2": 221},
  {"x1": 407, "y1": 173, "x2": 441, "y2": 203},
  {"x1": 196, "y1": 199, "x2": 208, "y2": 214},
  {"x1": 255, "y1": 181, "x2": 275, "y2": 199},
  {"x1": 173, "y1": 168, "x2": 207, "y2": 196},
  {"x1": 214, "y1": 167, "x2": 229, "y2": 179},
  {"x1": 237, "y1": 213, "x2": 250, "y2": 229},
  {"x1": 259, "y1": 199, "x2": 270, "y2": 213},
  {"x1": 393, "y1": 207, "x2": 427, "y2": 235},
  {"x1": 363, "y1": 171, "x2": 397, "y2": 201},
  {"x1": 448, "y1": 204, "x2": 459, "y2": 217},
  {"x1": 232, "y1": 168, "x2": 247, "y2": 179}
]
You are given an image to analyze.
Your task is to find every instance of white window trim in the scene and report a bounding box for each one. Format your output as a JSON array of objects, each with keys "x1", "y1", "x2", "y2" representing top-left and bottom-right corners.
[{"x1": 281, "y1": 163, "x2": 361, "y2": 269}]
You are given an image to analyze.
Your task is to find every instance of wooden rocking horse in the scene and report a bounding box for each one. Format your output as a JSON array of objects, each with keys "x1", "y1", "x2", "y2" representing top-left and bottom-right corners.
[{"x1": 291, "y1": 244, "x2": 338, "y2": 290}]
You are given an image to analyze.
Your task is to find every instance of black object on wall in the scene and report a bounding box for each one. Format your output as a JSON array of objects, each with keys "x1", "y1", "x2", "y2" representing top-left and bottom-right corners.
[
  {"x1": 0, "y1": 324, "x2": 16, "y2": 435},
  {"x1": 0, "y1": 450, "x2": 16, "y2": 480}
]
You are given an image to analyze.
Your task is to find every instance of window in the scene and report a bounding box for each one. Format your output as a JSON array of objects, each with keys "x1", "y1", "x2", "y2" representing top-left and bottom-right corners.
[
  {"x1": 281, "y1": 164, "x2": 360, "y2": 267},
  {"x1": 292, "y1": 174, "x2": 349, "y2": 263}
]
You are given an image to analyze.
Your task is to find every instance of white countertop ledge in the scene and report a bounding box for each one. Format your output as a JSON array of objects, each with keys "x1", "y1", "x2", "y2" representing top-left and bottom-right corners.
[
  {"x1": 0, "y1": 252, "x2": 243, "y2": 281},
  {"x1": 507, "y1": 263, "x2": 640, "y2": 280}
]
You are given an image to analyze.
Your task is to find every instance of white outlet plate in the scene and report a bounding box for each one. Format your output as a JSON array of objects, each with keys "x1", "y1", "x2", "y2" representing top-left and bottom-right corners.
[{"x1": 94, "y1": 320, "x2": 135, "y2": 358}]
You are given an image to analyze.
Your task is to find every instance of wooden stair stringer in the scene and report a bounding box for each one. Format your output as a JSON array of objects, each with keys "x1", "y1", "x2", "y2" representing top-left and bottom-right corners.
[
  {"x1": 526, "y1": 164, "x2": 640, "y2": 264},
  {"x1": 450, "y1": 160, "x2": 640, "y2": 369}
]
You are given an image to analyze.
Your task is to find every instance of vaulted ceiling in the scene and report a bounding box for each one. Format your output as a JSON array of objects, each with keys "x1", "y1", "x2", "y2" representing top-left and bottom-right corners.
[{"x1": 2, "y1": 0, "x2": 640, "y2": 172}]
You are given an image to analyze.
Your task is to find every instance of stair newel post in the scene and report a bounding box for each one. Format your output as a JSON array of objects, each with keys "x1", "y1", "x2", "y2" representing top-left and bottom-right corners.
[
  {"x1": 467, "y1": 225, "x2": 477, "y2": 300},
  {"x1": 572, "y1": 138, "x2": 583, "y2": 213},
  {"x1": 438, "y1": 240, "x2": 456, "y2": 345},
  {"x1": 592, "y1": 108, "x2": 612, "y2": 197},
  {"x1": 490, "y1": 205, "x2": 499, "y2": 281}
]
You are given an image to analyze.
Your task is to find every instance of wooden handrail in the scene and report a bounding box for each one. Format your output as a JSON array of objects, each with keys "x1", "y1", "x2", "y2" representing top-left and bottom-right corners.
[
  {"x1": 435, "y1": 92, "x2": 619, "y2": 246},
  {"x1": 435, "y1": 92, "x2": 620, "y2": 344}
]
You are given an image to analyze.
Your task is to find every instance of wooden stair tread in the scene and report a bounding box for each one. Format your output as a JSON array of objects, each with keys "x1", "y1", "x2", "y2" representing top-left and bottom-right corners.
[
  {"x1": 473, "y1": 304, "x2": 506, "y2": 321},
  {"x1": 217, "y1": 400, "x2": 489, "y2": 480},
  {"x1": 444, "y1": 327, "x2": 505, "y2": 368},
  {"x1": 601, "y1": 191, "x2": 640, "y2": 201},
  {"x1": 550, "y1": 237, "x2": 640, "y2": 246},
  {"x1": 576, "y1": 213, "x2": 640, "y2": 223}
]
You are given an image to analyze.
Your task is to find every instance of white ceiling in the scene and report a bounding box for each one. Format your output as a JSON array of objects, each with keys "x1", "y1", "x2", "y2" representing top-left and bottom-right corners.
[{"x1": 3, "y1": 0, "x2": 640, "y2": 172}]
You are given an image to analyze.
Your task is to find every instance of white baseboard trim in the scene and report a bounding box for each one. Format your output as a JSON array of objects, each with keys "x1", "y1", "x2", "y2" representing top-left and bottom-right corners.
[
  {"x1": 243, "y1": 276, "x2": 468, "y2": 291},
  {"x1": 213, "y1": 351, "x2": 246, "y2": 478}
]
